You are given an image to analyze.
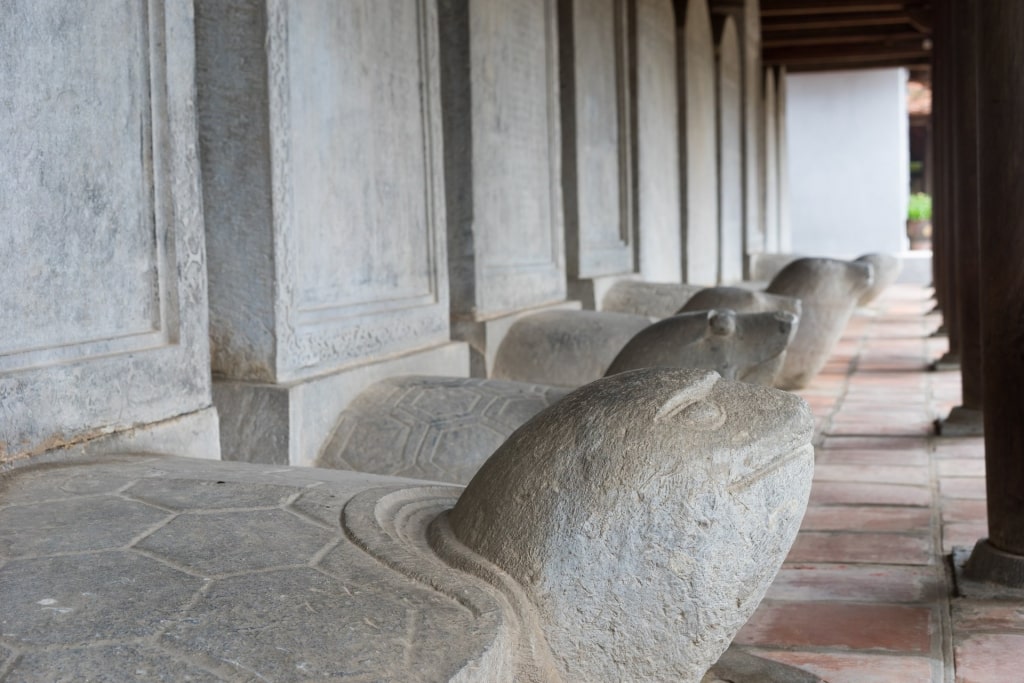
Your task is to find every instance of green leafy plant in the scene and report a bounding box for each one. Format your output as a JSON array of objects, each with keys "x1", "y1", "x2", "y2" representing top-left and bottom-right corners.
[{"x1": 907, "y1": 192, "x2": 932, "y2": 221}]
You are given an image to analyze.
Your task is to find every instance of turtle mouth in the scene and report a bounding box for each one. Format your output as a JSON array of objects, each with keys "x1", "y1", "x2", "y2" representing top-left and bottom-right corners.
[{"x1": 727, "y1": 443, "x2": 813, "y2": 493}]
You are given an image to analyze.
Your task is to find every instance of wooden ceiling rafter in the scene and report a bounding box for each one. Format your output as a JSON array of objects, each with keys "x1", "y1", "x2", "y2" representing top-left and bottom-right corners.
[{"x1": 760, "y1": 0, "x2": 933, "y2": 73}]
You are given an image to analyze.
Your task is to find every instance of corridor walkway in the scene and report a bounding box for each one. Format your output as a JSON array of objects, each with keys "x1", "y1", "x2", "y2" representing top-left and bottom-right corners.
[{"x1": 735, "y1": 283, "x2": 1017, "y2": 683}]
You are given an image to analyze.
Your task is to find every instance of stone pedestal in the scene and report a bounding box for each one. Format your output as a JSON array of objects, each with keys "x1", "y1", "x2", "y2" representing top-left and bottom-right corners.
[
  {"x1": 938, "y1": 406, "x2": 984, "y2": 437},
  {"x1": 1, "y1": 0, "x2": 219, "y2": 464},
  {"x1": 195, "y1": 0, "x2": 467, "y2": 465}
]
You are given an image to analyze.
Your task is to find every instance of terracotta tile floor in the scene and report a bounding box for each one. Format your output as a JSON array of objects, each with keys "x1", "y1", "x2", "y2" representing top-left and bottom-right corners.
[{"x1": 733, "y1": 283, "x2": 1024, "y2": 683}]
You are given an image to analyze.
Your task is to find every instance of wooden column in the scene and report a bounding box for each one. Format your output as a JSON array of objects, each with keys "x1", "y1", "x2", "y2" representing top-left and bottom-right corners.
[
  {"x1": 940, "y1": 0, "x2": 983, "y2": 435},
  {"x1": 930, "y1": 0, "x2": 959, "y2": 368},
  {"x1": 963, "y1": 0, "x2": 1024, "y2": 586}
]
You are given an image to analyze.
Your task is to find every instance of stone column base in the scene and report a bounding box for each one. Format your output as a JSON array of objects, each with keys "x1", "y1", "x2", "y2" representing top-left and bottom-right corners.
[
  {"x1": 930, "y1": 350, "x2": 960, "y2": 371},
  {"x1": 954, "y1": 540, "x2": 1024, "y2": 599},
  {"x1": 213, "y1": 343, "x2": 469, "y2": 467},
  {"x1": 452, "y1": 301, "x2": 582, "y2": 377},
  {"x1": 937, "y1": 405, "x2": 984, "y2": 436},
  {"x1": 567, "y1": 272, "x2": 642, "y2": 311}
]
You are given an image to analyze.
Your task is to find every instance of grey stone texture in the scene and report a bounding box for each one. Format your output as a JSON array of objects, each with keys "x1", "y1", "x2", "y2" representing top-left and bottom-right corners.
[
  {"x1": 440, "y1": 0, "x2": 567, "y2": 319},
  {"x1": 317, "y1": 376, "x2": 568, "y2": 483},
  {"x1": 602, "y1": 280, "x2": 706, "y2": 318},
  {"x1": 715, "y1": 15, "x2": 745, "y2": 284},
  {"x1": 763, "y1": 67, "x2": 780, "y2": 252},
  {"x1": 679, "y1": 0, "x2": 721, "y2": 284},
  {"x1": 214, "y1": 343, "x2": 469, "y2": 467},
  {"x1": 605, "y1": 309, "x2": 799, "y2": 385},
  {"x1": 196, "y1": 0, "x2": 453, "y2": 383},
  {"x1": 1, "y1": 0, "x2": 214, "y2": 462},
  {"x1": 450, "y1": 368, "x2": 815, "y2": 681},
  {"x1": 490, "y1": 310, "x2": 652, "y2": 386},
  {"x1": 680, "y1": 285, "x2": 803, "y2": 319},
  {"x1": 636, "y1": 0, "x2": 684, "y2": 282},
  {"x1": 856, "y1": 252, "x2": 903, "y2": 305},
  {"x1": 560, "y1": 0, "x2": 636, "y2": 286},
  {"x1": 767, "y1": 257, "x2": 874, "y2": 389}
]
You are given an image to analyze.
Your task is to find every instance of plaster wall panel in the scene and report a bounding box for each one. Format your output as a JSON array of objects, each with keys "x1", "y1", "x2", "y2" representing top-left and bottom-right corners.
[
  {"x1": 635, "y1": 0, "x2": 683, "y2": 283},
  {"x1": 678, "y1": 0, "x2": 720, "y2": 284},
  {"x1": 715, "y1": 16, "x2": 744, "y2": 283},
  {"x1": 440, "y1": 0, "x2": 566, "y2": 318},
  {"x1": 777, "y1": 66, "x2": 792, "y2": 252},
  {"x1": 561, "y1": 0, "x2": 635, "y2": 282},
  {"x1": 741, "y1": 0, "x2": 764, "y2": 263},
  {"x1": 1, "y1": 0, "x2": 215, "y2": 461},
  {"x1": 786, "y1": 68, "x2": 909, "y2": 257},
  {"x1": 198, "y1": 0, "x2": 452, "y2": 383},
  {"x1": 763, "y1": 67, "x2": 780, "y2": 252}
]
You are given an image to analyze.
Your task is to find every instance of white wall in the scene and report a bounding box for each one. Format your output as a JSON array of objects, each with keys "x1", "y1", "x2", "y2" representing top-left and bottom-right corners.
[{"x1": 786, "y1": 68, "x2": 909, "y2": 257}]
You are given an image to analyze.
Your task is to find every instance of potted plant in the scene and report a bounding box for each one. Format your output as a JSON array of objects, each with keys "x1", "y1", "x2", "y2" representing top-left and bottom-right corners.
[{"x1": 907, "y1": 192, "x2": 932, "y2": 250}]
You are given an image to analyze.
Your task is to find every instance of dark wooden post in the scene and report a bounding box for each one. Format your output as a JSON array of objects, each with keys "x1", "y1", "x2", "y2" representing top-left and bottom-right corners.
[
  {"x1": 962, "y1": 0, "x2": 1024, "y2": 587},
  {"x1": 930, "y1": 0, "x2": 959, "y2": 367},
  {"x1": 939, "y1": 0, "x2": 983, "y2": 435}
]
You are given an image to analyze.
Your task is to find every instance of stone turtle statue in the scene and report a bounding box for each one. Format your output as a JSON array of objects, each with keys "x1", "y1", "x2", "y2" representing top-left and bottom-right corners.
[
  {"x1": 442, "y1": 367, "x2": 816, "y2": 681},
  {"x1": 766, "y1": 257, "x2": 874, "y2": 389},
  {"x1": 600, "y1": 280, "x2": 705, "y2": 318},
  {"x1": 855, "y1": 252, "x2": 902, "y2": 305},
  {"x1": 605, "y1": 309, "x2": 798, "y2": 386}
]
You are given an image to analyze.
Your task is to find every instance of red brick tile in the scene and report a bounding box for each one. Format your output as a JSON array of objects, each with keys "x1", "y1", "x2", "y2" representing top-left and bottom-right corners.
[
  {"x1": 953, "y1": 601, "x2": 1024, "y2": 633},
  {"x1": 767, "y1": 564, "x2": 941, "y2": 603},
  {"x1": 736, "y1": 602, "x2": 935, "y2": 653},
  {"x1": 813, "y1": 464, "x2": 930, "y2": 486},
  {"x1": 801, "y1": 506, "x2": 932, "y2": 533},
  {"x1": 940, "y1": 477, "x2": 987, "y2": 500},
  {"x1": 933, "y1": 441, "x2": 986, "y2": 459},
  {"x1": 810, "y1": 482, "x2": 931, "y2": 507},
  {"x1": 815, "y1": 449, "x2": 930, "y2": 467},
  {"x1": 749, "y1": 650, "x2": 939, "y2": 683},
  {"x1": 943, "y1": 523, "x2": 988, "y2": 553},
  {"x1": 939, "y1": 459, "x2": 986, "y2": 477},
  {"x1": 820, "y1": 436, "x2": 930, "y2": 451},
  {"x1": 954, "y1": 634, "x2": 1024, "y2": 682},
  {"x1": 786, "y1": 532, "x2": 932, "y2": 565},
  {"x1": 942, "y1": 499, "x2": 988, "y2": 523}
]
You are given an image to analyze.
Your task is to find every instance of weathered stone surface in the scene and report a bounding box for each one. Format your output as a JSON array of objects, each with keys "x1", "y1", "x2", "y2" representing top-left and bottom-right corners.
[
  {"x1": 679, "y1": 0, "x2": 720, "y2": 284},
  {"x1": 561, "y1": 0, "x2": 635, "y2": 284},
  {"x1": 197, "y1": 0, "x2": 452, "y2": 382},
  {"x1": 602, "y1": 280, "x2": 705, "y2": 318},
  {"x1": 703, "y1": 647, "x2": 825, "y2": 683},
  {"x1": 636, "y1": 0, "x2": 683, "y2": 282},
  {"x1": 491, "y1": 310, "x2": 652, "y2": 386},
  {"x1": 1, "y1": 0, "x2": 213, "y2": 461},
  {"x1": 855, "y1": 253, "x2": 903, "y2": 305},
  {"x1": 440, "y1": 0, "x2": 566, "y2": 318},
  {"x1": 767, "y1": 257, "x2": 874, "y2": 389},
  {"x1": 680, "y1": 285, "x2": 802, "y2": 318},
  {"x1": 8, "y1": 644, "x2": 223, "y2": 683},
  {"x1": 451, "y1": 368, "x2": 815, "y2": 681},
  {"x1": 606, "y1": 309, "x2": 798, "y2": 385},
  {"x1": 317, "y1": 376, "x2": 568, "y2": 483}
]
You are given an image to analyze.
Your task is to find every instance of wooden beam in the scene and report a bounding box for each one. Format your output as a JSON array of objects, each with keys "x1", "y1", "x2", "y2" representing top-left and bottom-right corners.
[
  {"x1": 765, "y1": 39, "x2": 931, "y2": 67},
  {"x1": 762, "y1": 11, "x2": 914, "y2": 32},
  {"x1": 785, "y1": 55, "x2": 931, "y2": 72},
  {"x1": 761, "y1": 1, "x2": 904, "y2": 17},
  {"x1": 763, "y1": 26, "x2": 925, "y2": 49}
]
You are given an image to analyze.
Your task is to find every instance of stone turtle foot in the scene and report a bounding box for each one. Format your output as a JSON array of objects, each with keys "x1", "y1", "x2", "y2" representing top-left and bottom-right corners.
[{"x1": 703, "y1": 646, "x2": 826, "y2": 683}]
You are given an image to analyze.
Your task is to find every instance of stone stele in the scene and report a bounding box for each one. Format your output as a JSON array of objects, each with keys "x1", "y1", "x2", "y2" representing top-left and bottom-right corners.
[
  {"x1": 766, "y1": 257, "x2": 874, "y2": 389},
  {"x1": 601, "y1": 280, "x2": 706, "y2": 318},
  {"x1": 605, "y1": 309, "x2": 798, "y2": 385},
  {"x1": 855, "y1": 252, "x2": 902, "y2": 305},
  {"x1": 448, "y1": 367, "x2": 815, "y2": 681},
  {"x1": 490, "y1": 309, "x2": 652, "y2": 387},
  {"x1": 316, "y1": 375, "x2": 568, "y2": 484},
  {"x1": 679, "y1": 285, "x2": 802, "y2": 319}
]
